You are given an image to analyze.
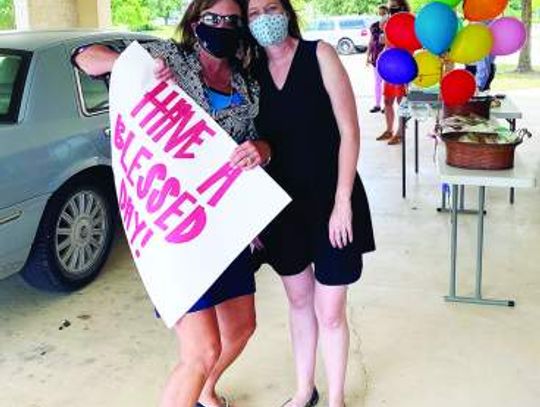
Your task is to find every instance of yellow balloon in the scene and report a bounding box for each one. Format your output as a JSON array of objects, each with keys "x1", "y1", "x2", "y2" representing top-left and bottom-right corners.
[
  {"x1": 449, "y1": 24, "x2": 493, "y2": 64},
  {"x1": 413, "y1": 51, "x2": 443, "y2": 88}
]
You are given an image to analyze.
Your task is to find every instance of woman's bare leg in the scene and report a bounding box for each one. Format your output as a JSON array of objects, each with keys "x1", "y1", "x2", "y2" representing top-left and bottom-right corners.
[
  {"x1": 160, "y1": 308, "x2": 222, "y2": 407},
  {"x1": 199, "y1": 295, "x2": 257, "y2": 406},
  {"x1": 282, "y1": 267, "x2": 318, "y2": 406},
  {"x1": 384, "y1": 95, "x2": 396, "y2": 133},
  {"x1": 395, "y1": 96, "x2": 404, "y2": 136},
  {"x1": 314, "y1": 283, "x2": 349, "y2": 407}
]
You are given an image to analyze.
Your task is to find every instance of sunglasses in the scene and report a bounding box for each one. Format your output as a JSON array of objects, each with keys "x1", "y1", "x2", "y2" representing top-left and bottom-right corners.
[{"x1": 199, "y1": 12, "x2": 243, "y2": 28}]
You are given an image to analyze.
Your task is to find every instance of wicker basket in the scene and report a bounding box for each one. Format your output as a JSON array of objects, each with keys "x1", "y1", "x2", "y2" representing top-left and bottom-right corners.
[
  {"x1": 443, "y1": 97, "x2": 492, "y2": 119},
  {"x1": 442, "y1": 131, "x2": 527, "y2": 170}
]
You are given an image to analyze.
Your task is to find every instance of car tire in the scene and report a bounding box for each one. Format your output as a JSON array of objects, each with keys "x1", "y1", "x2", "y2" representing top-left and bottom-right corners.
[
  {"x1": 337, "y1": 38, "x2": 356, "y2": 55},
  {"x1": 355, "y1": 45, "x2": 368, "y2": 54},
  {"x1": 21, "y1": 179, "x2": 115, "y2": 292}
]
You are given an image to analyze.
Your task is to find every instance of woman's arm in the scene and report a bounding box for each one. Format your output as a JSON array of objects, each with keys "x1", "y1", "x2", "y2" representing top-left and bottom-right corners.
[
  {"x1": 317, "y1": 41, "x2": 360, "y2": 203},
  {"x1": 74, "y1": 45, "x2": 120, "y2": 76},
  {"x1": 316, "y1": 41, "x2": 360, "y2": 248},
  {"x1": 75, "y1": 43, "x2": 174, "y2": 82}
]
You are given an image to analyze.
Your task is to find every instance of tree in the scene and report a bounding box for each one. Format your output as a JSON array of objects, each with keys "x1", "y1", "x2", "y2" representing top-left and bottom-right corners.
[
  {"x1": 111, "y1": 0, "x2": 152, "y2": 30},
  {"x1": 517, "y1": 0, "x2": 533, "y2": 72},
  {"x1": 0, "y1": 0, "x2": 14, "y2": 29},
  {"x1": 148, "y1": 0, "x2": 179, "y2": 25},
  {"x1": 312, "y1": 0, "x2": 381, "y2": 16}
]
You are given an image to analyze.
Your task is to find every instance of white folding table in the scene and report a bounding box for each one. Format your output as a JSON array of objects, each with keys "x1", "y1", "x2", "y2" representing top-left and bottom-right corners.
[
  {"x1": 437, "y1": 151, "x2": 537, "y2": 307},
  {"x1": 399, "y1": 95, "x2": 524, "y2": 199}
]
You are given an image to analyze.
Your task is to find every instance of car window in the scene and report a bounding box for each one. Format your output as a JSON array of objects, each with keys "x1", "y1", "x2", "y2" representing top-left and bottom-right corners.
[
  {"x1": 0, "y1": 51, "x2": 30, "y2": 123},
  {"x1": 78, "y1": 72, "x2": 109, "y2": 114},
  {"x1": 339, "y1": 19, "x2": 366, "y2": 29},
  {"x1": 72, "y1": 40, "x2": 127, "y2": 116},
  {"x1": 308, "y1": 20, "x2": 336, "y2": 31}
]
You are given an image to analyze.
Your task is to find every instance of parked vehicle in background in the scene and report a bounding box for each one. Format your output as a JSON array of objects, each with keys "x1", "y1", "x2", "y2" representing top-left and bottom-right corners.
[
  {"x1": 0, "y1": 30, "x2": 157, "y2": 292},
  {"x1": 303, "y1": 15, "x2": 377, "y2": 54}
]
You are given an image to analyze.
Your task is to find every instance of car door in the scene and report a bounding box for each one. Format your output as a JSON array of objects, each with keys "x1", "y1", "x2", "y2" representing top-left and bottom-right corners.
[{"x1": 0, "y1": 49, "x2": 40, "y2": 278}]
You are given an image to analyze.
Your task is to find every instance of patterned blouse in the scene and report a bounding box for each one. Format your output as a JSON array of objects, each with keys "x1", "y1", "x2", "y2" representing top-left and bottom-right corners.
[{"x1": 144, "y1": 39, "x2": 260, "y2": 144}]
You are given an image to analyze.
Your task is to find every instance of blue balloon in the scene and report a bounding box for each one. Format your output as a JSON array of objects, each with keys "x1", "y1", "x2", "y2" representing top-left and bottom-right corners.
[
  {"x1": 415, "y1": 2, "x2": 458, "y2": 55},
  {"x1": 377, "y1": 48, "x2": 418, "y2": 85}
]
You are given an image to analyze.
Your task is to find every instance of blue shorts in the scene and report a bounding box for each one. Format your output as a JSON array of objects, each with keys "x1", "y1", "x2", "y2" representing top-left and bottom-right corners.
[
  {"x1": 188, "y1": 247, "x2": 256, "y2": 313},
  {"x1": 155, "y1": 248, "x2": 256, "y2": 317}
]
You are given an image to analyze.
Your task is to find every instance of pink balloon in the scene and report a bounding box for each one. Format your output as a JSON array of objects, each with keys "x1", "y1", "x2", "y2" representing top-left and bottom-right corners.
[{"x1": 489, "y1": 17, "x2": 527, "y2": 56}]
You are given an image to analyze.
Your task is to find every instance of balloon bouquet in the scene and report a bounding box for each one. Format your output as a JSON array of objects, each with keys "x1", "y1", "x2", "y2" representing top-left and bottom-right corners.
[{"x1": 376, "y1": 0, "x2": 527, "y2": 107}]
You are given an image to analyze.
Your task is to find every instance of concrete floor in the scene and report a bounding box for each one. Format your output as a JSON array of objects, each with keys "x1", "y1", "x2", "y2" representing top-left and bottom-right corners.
[{"x1": 1, "y1": 56, "x2": 540, "y2": 407}]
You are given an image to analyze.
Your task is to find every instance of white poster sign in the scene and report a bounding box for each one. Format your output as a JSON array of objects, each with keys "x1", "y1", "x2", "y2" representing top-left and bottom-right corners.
[{"x1": 109, "y1": 42, "x2": 290, "y2": 328}]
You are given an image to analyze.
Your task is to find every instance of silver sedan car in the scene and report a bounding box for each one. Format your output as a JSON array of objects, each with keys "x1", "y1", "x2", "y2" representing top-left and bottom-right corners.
[{"x1": 0, "y1": 30, "x2": 157, "y2": 291}]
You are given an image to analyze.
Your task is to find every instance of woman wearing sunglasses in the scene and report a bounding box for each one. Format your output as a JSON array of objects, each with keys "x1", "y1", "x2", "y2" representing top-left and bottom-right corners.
[
  {"x1": 75, "y1": 1, "x2": 270, "y2": 406},
  {"x1": 245, "y1": 0, "x2": 376, "y2": 406}
]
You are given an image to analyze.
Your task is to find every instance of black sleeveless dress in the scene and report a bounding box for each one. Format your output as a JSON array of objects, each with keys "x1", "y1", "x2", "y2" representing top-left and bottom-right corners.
[{"x1": 256, "y1": 40, "x2": 375, "y2": 285}]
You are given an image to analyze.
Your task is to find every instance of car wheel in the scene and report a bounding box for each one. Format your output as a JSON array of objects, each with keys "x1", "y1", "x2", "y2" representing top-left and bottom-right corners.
[
  {"x1": 21, "y1": 181, "x2": 115, "y2": 292},
  {"x1": 355, "y1": 45, "x2": 368, "y2": 54},
  {"x1": 337, "y1": 38, "x2": 355, "y2": 55}
]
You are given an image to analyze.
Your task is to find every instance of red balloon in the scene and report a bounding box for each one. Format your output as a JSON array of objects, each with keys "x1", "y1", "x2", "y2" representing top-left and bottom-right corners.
[
  {"x1": 441, "y1": 70, "x2": 476, "y2": 106},
  {"x1": 385, "y1": 12, "x2": 422, "y2": 53}
]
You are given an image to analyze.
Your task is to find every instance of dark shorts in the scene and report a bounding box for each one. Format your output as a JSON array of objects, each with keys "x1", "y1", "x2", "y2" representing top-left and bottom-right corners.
[
  {"x1": 260, "y1": 203, "x2": 363, "y2": 286},
  {"x1": 188, "y1": 248, "x2": 256, "y2": 313},
  {"x1": 154, "y1": 248, "x2": 256, "y2": 318}
]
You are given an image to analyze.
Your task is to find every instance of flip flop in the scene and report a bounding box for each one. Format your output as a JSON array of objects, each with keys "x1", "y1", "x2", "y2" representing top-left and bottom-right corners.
[{"x1": 281, "y1": 388, "x2": 319, "y2": 407}]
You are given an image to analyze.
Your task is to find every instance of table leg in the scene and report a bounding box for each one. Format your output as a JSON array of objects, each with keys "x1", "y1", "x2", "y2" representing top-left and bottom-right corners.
[
  {"x1": 401, "y1": 116, "x2": 408, "y2": 198},
  {"x1": 437, "y1": 184, "x2": 486, "y2": 215},
  {"x1": 449, "y1": 184, "x2": 459, "y2": 298},
  {"x1": 414, "y1": 119, "x2": 419, "y2": 174},
  {"x1": 475, "y1": 186, "x2": 485, "y2": 299},
  {"x1": 508, "y1": 119, "x2": 517, "y2": 132},
  {"x1": 508, "y1": 119, "x2": 517, "y2": 205},
  {"x1": 445, "y1": 186, "x2": 515, "y2": 307}
]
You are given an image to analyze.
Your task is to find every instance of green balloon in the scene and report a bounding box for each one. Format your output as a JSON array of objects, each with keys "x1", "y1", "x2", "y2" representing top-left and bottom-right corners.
[{"x1": 434, "y1": 0, "x2": 462, "y2": 7}]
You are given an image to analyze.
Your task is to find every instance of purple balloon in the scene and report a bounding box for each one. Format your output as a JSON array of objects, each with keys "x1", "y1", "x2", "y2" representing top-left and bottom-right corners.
[{"x1": 489, "y1": 17, "x2": 527, "y2": 56}]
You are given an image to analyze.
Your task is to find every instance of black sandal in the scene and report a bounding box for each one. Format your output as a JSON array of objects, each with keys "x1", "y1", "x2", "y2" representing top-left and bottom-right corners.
[
  {"x1": 196, "y1": 396, "x2": 230, "y2": 407},
  {"x1": 281, "y1": 388, "x2": 319, "y2": 407}
]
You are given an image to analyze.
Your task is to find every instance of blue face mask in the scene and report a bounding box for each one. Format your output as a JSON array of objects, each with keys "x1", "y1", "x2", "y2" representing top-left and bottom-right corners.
[{"x1": 249, "y1": 13, "x2": 289, "y2": 47}]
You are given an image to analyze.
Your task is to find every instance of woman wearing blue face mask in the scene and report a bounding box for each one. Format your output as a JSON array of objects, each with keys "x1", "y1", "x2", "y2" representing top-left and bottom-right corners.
[
  {"x1": 246, "y1": 1, "x2": 375, "y2": 406},
  {"x1": 75, "y1": 1, "x2": 271, "y2": 406}
]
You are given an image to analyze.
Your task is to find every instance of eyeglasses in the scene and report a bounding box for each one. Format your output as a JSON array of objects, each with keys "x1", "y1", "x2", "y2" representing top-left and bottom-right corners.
[{"x1": 199, "y1": 12, "x2": 243, "y2": 28}]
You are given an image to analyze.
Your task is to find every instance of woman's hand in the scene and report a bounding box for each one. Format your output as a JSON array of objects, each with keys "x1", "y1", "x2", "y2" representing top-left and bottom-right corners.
[
  {"x1": 154, "y1": 58, "x2": 175, "y2": 82},
  {"x1": 230, "y1": 140, "x2": 271, "y2": 171},
  {"x1": 329, "y1": 197, "x2": 353, "y2": 250}
]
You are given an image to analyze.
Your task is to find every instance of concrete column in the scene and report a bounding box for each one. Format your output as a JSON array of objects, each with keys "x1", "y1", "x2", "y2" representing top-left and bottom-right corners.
[
  {"x1": 14, "y1": 0, "x2": 111, "y2": 30},
  {"x1": 76, "y1": 0, "x2": 111, "y2": 28}
]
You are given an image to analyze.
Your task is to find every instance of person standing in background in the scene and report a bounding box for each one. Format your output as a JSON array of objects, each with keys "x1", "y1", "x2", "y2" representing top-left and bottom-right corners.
[
  {"x1": 465, "y1": 20, "x2": 496, "y2": 93},
  {"x1": 378, "y1": 0, "x2": 411, "y2": 145},
  {"x1": 475, "y1": 55, "x2": 496, "y2": 92},
  {"x1": 366, "y1": 5, "x2": 389, "y2": 114}
]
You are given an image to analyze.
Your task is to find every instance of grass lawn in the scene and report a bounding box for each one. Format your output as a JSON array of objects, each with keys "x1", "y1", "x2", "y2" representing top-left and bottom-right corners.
[
  {"x1": 492, "y1": 64, "x2": 540, "y2": 91},
  {"x1": 144, "y1": 25, "x2": 176, "y2": 39}
]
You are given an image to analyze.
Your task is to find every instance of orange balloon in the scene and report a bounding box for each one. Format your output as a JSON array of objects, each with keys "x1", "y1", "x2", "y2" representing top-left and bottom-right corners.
[{"x1": 463, "y1": 0, "x2": 509, "y2": 22}]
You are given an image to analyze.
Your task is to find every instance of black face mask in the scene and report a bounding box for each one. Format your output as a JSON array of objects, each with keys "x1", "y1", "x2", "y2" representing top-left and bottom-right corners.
[
  {"x1": 195, "y1": 23, "x2": 240, "y2": 59},
  {"x1": 389, "y1": 6, "x2": 405, "y2": 15}
]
